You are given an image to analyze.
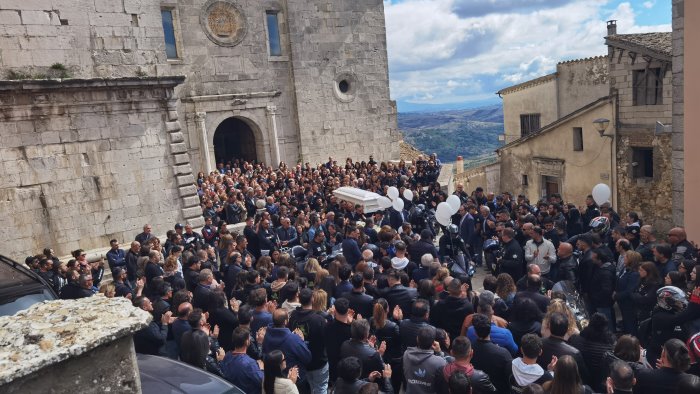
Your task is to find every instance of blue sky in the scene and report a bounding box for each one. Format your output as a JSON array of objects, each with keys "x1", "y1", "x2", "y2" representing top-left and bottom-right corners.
[{"x1": 384, "y1": 0, "x2": 672, "y2": 112}]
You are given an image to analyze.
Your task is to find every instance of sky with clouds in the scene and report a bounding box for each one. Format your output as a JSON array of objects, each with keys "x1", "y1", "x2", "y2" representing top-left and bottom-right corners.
[{"x1": 384, "y1": 0, "x2": 672, "y2": 112}]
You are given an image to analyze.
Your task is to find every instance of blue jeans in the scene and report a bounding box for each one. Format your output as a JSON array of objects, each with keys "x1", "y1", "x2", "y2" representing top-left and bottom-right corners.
[{"x1": 306, "y1": 362, "x2": 329, "y2": 394}]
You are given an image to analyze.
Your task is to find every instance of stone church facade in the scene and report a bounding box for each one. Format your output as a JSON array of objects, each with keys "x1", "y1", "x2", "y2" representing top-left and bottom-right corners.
[{"x1": 0, "y1": 0, "x2": 399, "y2": 259}]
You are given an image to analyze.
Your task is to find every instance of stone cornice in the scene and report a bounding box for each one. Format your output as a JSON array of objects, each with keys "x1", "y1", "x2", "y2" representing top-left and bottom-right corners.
[{"x1": 0, "y1": 76, "x2": 186, "y2": 92}]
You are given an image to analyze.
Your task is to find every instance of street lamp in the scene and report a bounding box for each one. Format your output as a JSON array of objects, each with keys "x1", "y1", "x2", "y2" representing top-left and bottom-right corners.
[{"x1": 593, "y1": 118, "x2": 613, "y2": 138}]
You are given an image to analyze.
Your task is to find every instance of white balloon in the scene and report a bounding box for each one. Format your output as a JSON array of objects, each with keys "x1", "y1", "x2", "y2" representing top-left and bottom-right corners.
[
  {"x1": 436, "y1": 211, "x2": 451, "y2": 226},
  {"x1": 403, "y1": 189, "x2": 414, "y2": 201},
  {"x1": 387, "y1": 187, "x2": 399, "y2": 201},
  {"x1": 446, "y1": 195, "x2": 461, "y2": 214},
  {"x1": 436, "y1": 202, "x2": 452, "y2": 220},
  {"x1": 378, "y1": 196, "x2": 392, "y2": 209},
  {"x1": 392, "y1": 198, "x2": 404, "y2": 211},
  {"x1": 592, "y1": 183, "x2": 611, "y2": 206}
]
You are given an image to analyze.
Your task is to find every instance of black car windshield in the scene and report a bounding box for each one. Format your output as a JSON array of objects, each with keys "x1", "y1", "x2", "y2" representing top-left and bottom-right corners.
[{"x1": 0, "y1": 258, "x2": 40, "y2": 288}]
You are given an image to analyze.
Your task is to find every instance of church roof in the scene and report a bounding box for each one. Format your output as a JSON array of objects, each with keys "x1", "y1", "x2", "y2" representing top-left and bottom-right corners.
[{"x1": 606, "y1": 32, "x2": 671, "y2": 61}]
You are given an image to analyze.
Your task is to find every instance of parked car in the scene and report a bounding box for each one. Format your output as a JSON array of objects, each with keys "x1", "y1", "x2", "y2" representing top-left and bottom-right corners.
[{"x1": 0, "y1": 254, "x2": 243, "y2": 394}]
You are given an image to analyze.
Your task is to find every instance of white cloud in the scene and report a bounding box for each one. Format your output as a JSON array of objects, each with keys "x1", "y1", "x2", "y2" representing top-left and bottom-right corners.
[
  {"x1": 384, "y1": 0, "x2": 672, "y2": 109},
  {"x1": 643, "y1": 1, "x2": 656, "y2": 9}
]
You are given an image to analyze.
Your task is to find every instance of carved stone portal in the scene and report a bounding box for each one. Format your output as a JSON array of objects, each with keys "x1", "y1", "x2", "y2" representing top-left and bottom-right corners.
[{"x1": 200, "y1": 0, "x2": 247, "y2": 47}]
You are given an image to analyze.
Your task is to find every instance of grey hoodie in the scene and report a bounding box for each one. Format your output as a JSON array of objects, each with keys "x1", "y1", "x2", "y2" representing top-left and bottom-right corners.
[
  {"x1": 403, "y1": 347, "x2": 447, "y2": 394},
  {"x1": 511, "y1": 357, "x2": 550, "y2": 386}
]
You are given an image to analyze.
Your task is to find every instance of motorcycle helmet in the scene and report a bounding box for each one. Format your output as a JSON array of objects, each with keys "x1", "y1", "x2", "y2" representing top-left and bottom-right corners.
[
  {"x1": 483, "y1": 238, "x2": 501, "y2": 252},
  {"x1": 448, "y1": 224, "x2": 459, "y2": 235},
  {"x1": 417, "y1": 204, "x2": 426, "y2": 211},
  {"x1": 656, "y1": 286, "x2": 688, "y2": 313},
  {"x1": 589, "y1": 216, "x2": 610, "y2": 234}
]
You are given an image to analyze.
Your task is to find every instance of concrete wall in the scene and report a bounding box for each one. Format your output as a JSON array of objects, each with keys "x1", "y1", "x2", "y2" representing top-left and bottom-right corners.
[
  {"x1": 0, "y1": 78, "x2": 200, "y2": 260},
  {"x1": 287, "y1": 0, "x2": 400, "y2": 164},
  {"x1": 456, "y1": 161, "x2": 500, "y2": 194},
  {"x1": 672, "y1": 0, "x2": 684, "y2": 227},
  {"x1": 498, "y1": 101, "x2": 614, "y2": 207},
  {"x1": 682, "y1": 0, "x2": 700, "y2": 239},
  {"x1": 557, "y1": 57, "x2": 609, "y2": 118},
  {"x1": 608, "y1": 45, "x2": 673, "y2": 232},
  {"x1": 501, "y1": 78, "x2": 557, "y2": 144}
]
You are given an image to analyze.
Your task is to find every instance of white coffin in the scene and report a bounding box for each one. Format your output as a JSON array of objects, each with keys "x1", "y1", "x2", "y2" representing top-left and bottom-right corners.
[{"x1": 332, "y1": 187, "x2": 383, "y2": 213}]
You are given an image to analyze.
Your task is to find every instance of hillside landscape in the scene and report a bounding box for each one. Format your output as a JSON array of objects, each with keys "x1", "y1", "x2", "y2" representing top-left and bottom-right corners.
[{"x1": 398, "y1": 104, "x2": 504, "y2": 163}]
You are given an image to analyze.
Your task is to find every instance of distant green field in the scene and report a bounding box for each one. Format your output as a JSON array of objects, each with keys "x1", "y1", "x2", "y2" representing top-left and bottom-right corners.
[{"x1": 398, "y1": 104, "x2": 504, "y2": 163}]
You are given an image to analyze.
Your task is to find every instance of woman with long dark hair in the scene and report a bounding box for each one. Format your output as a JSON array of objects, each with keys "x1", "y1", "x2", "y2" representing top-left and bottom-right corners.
[
  {"x1": 631, "y1": 261, "x2": 662, "y2": 322},
  {"x1": 569, "y1": 313, "x2": 616, "y2": 392},
  {"x1": 263, "y1": 350, "x2": 299, "y2": 394},
  {"x1": 543, "y1": 355, "x2": 593, "y2": 394},
  {"x1": 507, "y1": 297, "x2": 543, "y2": 347}
]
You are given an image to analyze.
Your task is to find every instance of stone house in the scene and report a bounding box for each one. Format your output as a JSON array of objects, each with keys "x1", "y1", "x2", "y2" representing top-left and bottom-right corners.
[
  {"x1": 605, "y1": 21, "x2": 673, "y2": 230},
  {"x1": 486, "y1": 21, "x2": 673, "y2": 230},
  {"x1": 0, "y1": 0, "x2": 399, "y2": 259},
  {"x1": 495, "y1": 55, "x2": 612, "y2": 207}
]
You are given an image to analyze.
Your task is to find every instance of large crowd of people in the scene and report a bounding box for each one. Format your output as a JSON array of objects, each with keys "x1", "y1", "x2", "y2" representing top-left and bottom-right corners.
[{"x1": 24, "y1": 154, "x2": 700, "y2": 394}]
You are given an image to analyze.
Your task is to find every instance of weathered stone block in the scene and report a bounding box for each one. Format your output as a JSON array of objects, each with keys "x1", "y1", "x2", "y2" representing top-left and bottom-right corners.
[
  {"x1": 20, "y1": 10, "x2": 50, "y2": 25},
  {"x1": 182, "y1": 206, "x2": 202, "y2": 219},
  {"x1": 0, "y1": 10, "x2": 21, "y2": 25},
  {"x1": 170, "y1": 142, "x2": 187, "y2": 153},
  {"x1": 165, "y1": 121, "x2": 181, "y2": 132},
  {"x1": 176, "y1": 174, "x2": 193, "y2": 186},
  {"x1": 173, "y1": 163, "x2": 192, "y2": 175},
  {"x1": 179, "y1": 184, "x2": 197, "y2": 197},
  {"x1": 169, "y1": 131, "x2": 184, "y2": 143}
]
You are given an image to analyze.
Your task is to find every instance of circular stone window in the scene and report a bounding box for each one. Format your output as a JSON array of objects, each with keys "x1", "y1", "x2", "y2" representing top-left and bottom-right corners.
[
  {"x1": 200, "y1": 0, "x2": 247, "y2": 47},
  {"x1": 333, "y1": 73, "x2": 357, "y2": 102}
]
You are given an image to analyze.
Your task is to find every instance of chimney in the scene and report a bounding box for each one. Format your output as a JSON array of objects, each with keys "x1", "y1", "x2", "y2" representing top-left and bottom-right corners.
[{"x1": 607, "y1": 20, "x2": 617, "y2": 36}]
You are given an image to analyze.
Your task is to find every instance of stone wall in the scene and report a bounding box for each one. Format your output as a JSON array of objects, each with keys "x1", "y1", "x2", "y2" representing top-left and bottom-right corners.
[
  {"x1": 455, "y1": 160, "x2": 500, "y2": 194},
  {"x1": 608, "y1": 45, "x2": 673, "y2": 231},
  {"x1": 286, "y1": 0, "x2": 400, "y2": 164},
  {"x1": 672, "y1": 0, "x2": 684, "y2": 225},
  {"x1": 0, "y1": 77, "x2": 201, "y2": 260}
]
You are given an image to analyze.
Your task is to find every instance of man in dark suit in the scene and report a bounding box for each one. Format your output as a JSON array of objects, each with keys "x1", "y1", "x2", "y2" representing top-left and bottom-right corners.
[
  {"x1": 243, "y1": 216, "x2": 261, "y2": 260},
  {"x1": 192, "y1": 269, "x2": 215, "y2": 313},
  {"x1": 458, "y1": 204, "x2": 475, "y2": 250},
  {"x1": 538, "y1": 312, "x2": 589, "y2": 383}
]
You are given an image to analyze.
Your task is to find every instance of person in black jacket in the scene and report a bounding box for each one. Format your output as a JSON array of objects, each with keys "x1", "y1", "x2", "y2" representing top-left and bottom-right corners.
[
  {"x1": 370, "y1": 298, "x2": 402, "y2": 392},
  {"x1": 408, "y1": 229, "x2": 439, "y2": 266},
  {"x1": 394, "y1": 298, "x2": 434, "y2": 351},
  {"x1": 133, "y1": 296, "x2": 173, "y2": 355},
  {"x1": 383, "y1": 269, "x2": 418, "y2": 314},
  {"x1": 430, "y1": 278, "x2": 474, "y2": 340},
  {"x1": 125, "y1": 241, "x2": 141, "y2": 286},
  {"x1": 555, "y1": 242, "x2": 578, "y2": 285},
  {"x1": 208, "y1": 290, "x2": 239, "y2": 352},
  {"x1": 339, "y1": 274, "x2": 374, "y2": 319},
  {"x1": 513, "y1": 275, "x2": 550, "y2": 314},
  {"x1": 470, "y1": 314, "x2": 513, "y2": 394},
  {"x1": 288, "y1": 288, "x2": 329, "y2": 393},
  {"x1": 587, "y1": 248, "x2": 617, "y2": 332},
  {"x1": 568, "y1": 313, "x2": 616, "y2": 392},
  {"x1": 340, "y1": 319, "x2": 386, "y2": 385},
  {"x1": 498, "y1": 228, "x2": 524, "y2": 281},
  {"x1": 192, "y1": 269, "x2": 215, "y2": 313},
  {"x1": 325, "y1": 298, "x2": 353, "y2": 383},
  {"x1": 635, "y1": 338, "x2": 693, "y2": 394}
]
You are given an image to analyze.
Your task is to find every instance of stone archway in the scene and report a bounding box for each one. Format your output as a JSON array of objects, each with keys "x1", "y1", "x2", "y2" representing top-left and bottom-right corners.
[{"x1": 213, "y1": 117, "x2": 258, "y2": 165}]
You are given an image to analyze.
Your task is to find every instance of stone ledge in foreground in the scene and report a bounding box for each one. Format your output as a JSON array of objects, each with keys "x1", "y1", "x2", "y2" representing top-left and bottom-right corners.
[{"x1": 0, "y1": 296, "x2": 151, "y2": 386}]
